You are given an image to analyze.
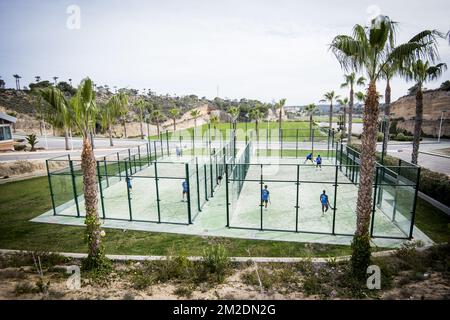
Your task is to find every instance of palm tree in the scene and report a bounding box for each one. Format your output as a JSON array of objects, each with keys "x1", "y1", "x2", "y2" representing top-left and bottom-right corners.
[
  {"x1": 69, "y1": 78, "x2": 72, "y2": 86},
  {"x1": 320, "y1": 91, "x2": 340, "y2": 131},
  {"x1": 35, "y1": 76, "x2": 41, "y2": 83},
  {"x1": 190, "y1": 109, "x2": 201, "y2": 128},
  {"x1": 134, "y1": 98, "x2": 147, "y2": 139},
  {"x1": 39, "y1": 86, "x2": 71, "y2": 150},
  {"x1": 151, "y1": 109, "x2": 165, "y2": 136},
  {"x1": 249, "y1": 106, "x2": 263, "y2": 138},
  {"x1": 117, "y1": 94, "x2": 130, "y2": 138},
  {"x1": 99, "y1": 93, "x2": 128, "y2": 146},
  {"x1": 340, "y1": 73, "x2": 366, "y2": 144},
  {"x1": 168, "y1": 108, "x2": 180, "y2": 131},
  {"x1": 336, "y1": 97, "x2": 349, "y2": 135},
  {"x1": 53, "y1": 77, "x2": 59, "y2": 85},
  {"x1": 330, "y1": 15, "x2": 438, "y2": 278},
  {"x1": 228, "y1": 106, "x2": 240, "y2": 127},
  {"x1": 69, "y1": 78, "x2": 107, "y2": 269},
  {"x1": 304, "y1": 103, "x2": 318, "y2": 140},
  {"x1": 276, "y1": 98, "x2": 286, "y2": 132},
  {"x1": 403, "y1": 60, "x2": 447, "y2": 164},
  {"x1": 210, "y1": 114, "x2": 220, "y2": 130},
  {"x1": 13, "y1": 74, "x2": 21, "y2": 90}
]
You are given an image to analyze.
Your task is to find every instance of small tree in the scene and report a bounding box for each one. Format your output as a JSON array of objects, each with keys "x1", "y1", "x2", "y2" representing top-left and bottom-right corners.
[
  {"x1": 169, "y1": 108, "x2": 180, "y2": 132},
  {"x1": 26, "y1": 133, "x2": 38, "y2": 151}
]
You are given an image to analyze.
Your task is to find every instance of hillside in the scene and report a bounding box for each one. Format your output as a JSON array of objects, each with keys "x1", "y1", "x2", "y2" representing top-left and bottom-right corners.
[{"x1": 390, "y1": 86, "x2": 450, "y2": 137}]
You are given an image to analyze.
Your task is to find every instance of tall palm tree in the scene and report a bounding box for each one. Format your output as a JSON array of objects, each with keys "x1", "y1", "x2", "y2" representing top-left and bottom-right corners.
[
  {"x1": 13, "y1": 74, "x2": 21, "y2": 90},
  {"x1": 99, "y1": 93, "x2": 128, "y2": 146},
  {"x1": 168, "y1": 107, "x2": 180, "y2": 131},
  {"x1": 228, "y1": 106, "x2": 240, "y2": 129},
  {"x1": 403, "y1": 60, "x2": 447, "y2": 164},
  {"x1": 35, "y1": 76, "x2": 41, "y2": 83},
  {"x1": 330, "y1": 15, "x2": 438, "y2": 278},
  {"x1": 320, "y1": 91, "x2": 340, "y2": 131},
  {"x1": 340, "y1": 73, "x2": 366, "y2": 144},
  {"x1": 210, "y1": 114, "x2": 220, "y2": 130},
  {"x1": 53, "y1": 77, "x2": 59, "y2": 85},
  {"x1": 134, "y1": 98, "x2": 147, "y2": 139},
  {"x1": 69, "y1": 78, "x2": 107, "y2": 269},
  {"x1": 69, "y1": 78, "x2": 72, "y2": 86},
  {"x1": 276, "y1": 98, "x2": 286, "y2": 132},
  {"x1": 249, "y1": 106, "x2": 263, "y2": 138},
  {"x1": 336, "y1": 97, "x2": 349, "y2": 135},
  {"x1": 304, "y1": 103, "x2": 318, "y2": 140},
  {"x1": 39, "y1": 86, "x2": 71, "y2": 150},
  {"x1": 190, "y1": 109, "x2": 201, "y2": 128},
  {"x1": 151, "y1": 109, "x2": 165, "y2": 136}
]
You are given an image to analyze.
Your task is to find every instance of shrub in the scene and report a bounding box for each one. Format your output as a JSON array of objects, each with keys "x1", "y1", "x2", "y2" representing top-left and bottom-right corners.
[
  {"x1": 14, "y1": 144, "x2": 26, "y2": 151},
  {"x1": 14, "y1": 282, "x2": 36, "y2": 296},
  {"x1": 393, "y1": 133, "x2": 414, "y2": 141},
  {"x1": 25, "y1": 134, "x2": 38, "y2": 152},
  {"x1": 201, "y1": 244, "x2": 230, "y2": 283},
  {"x1": 377, "y1": 132, "x2": 384, "y2": 142}
]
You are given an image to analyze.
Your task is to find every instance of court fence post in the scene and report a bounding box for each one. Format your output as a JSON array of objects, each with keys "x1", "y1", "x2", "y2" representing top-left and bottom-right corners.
[
  {"x1": 370, "y1": 166, "x2": 380, "y2": 237},
  {"x1": 146, "y1": 142, "x2": 151, "y2": 166},
  {"x1": 196, "y1": 158, "x2": 201, "y2": 211},
  {"x1": 185, "y1": 163, "x2": 192, "y2": 224},
  {"x1": 204, "y1": 164, "x2": 208, "y2": 201},
  {"x1": 166, "y1": 130, "x2": 170, "y2": 157},
  {"x1": 153, "y1": 141, "x2": 158, "y2": 161},
  {"x1": 46, "y1": 160, "x2": 57, "y2": 216},
  {"x1": 210, "y1": 158, "x2": 214, "y2": 197},
  {"x1": 138, "y1": 145, "x2": 142, "y2": 170},
  {"x1": 260, "y1": 164, "x2": 263, "y2": 231},
  {"x1": 295, "y1": 164, "x2": 300, "y2": 232},
  {"x1": 332, "y1": 165, "x2": 338, "y2": 235},
  {"x1": 408, "y1": 167, "x2": 421, "y2": 239},
  {"x1": 96, "y1": 161, "x2": 106, "y2": 219},
  {"x1": 117, "y1": 152, "x2": 122, "y2": 181},
  {"x1": 103, "y1": 157, "x2": 109, "y2": 188},
  {"x1": 69, "y1": 160, "x2": 80, "y2": 217},
  {"x1": 225, "y1": 164, "x2": 230, "y2": 227},
  {"x1": 296, "y1": 129, "x2": 299, "y2": 158},
  {"x1": 154, "y1": 162, "x2": 161, "y2": 223},
  {"x1": 124, "y1": 161, "x2": 133, "y2": 221}
]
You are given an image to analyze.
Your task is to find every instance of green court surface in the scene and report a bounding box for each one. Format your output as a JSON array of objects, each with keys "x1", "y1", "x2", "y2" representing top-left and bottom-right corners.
[{"x1": 33, "y1": 152, "x2": 433, "y2": 248}]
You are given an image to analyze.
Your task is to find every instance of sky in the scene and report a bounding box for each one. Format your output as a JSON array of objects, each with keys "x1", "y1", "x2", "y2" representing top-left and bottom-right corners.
[{"x1": 0, "y1": 0, "x2": 449, "y2": 105}]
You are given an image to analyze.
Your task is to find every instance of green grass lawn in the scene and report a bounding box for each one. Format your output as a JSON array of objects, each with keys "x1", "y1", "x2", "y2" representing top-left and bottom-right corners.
[{"x1": 0, "y1": 175, "x2": 447, "y2": 257}]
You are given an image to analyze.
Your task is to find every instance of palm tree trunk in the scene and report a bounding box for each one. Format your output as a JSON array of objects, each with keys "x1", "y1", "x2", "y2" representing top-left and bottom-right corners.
[
  {"x1": 157, "y1": 122, "x2": 160, "y2": 136},
  {"x1": 329, "y1": 102, "x2": 333, "y2": 131},
  {"x1": 140, "y1": 120, "x2": 144, "y2": 139},
  {"x1": 81, "y1": 136, "x2": 102, "y2": 259},
  {"x1": 123, "y1": 120, "x2": 127, "y2": 138},
  {"x1": 382, "y1": 79, "x2": 391, "y2": 157},
  {"x1": 64, "y1": 129, "x2": 70, "y2": 150},
  {"x1": 411, "y1": 87, "x2": 423, "y2": 165},
  {"x1": 108, "y1": 126, "x2": 114, "y2": 147},
  {"x1": 39, "y1": 120, "x2": 43, "y2": 136},
  {"x1": 351, "y1": 81, "x2": 379, "y2": 278},
  {"x1": 348, "y1": 87, "x2": 354, "y2": 145},
  {"x1": 173, "y1": 118, "x2": 176, "y2": 132},
  {"x1": 146, "y1": 121, "x2": 150, "y2": 138},
  {"x1": 309, "y1": 114, "x2": 313, "y2": 141},
  {"x1": 343, "y1": 106, "x2": 347, "y2": 135}
]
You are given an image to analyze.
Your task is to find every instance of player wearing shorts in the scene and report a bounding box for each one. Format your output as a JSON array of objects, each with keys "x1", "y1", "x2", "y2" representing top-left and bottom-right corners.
[
  {"x1": 320, "y1": 190, "x2": 331, "y2": 216},
  {"x1": 261, "y1": 185, "x2": 270, "y2": 209},
  {"x1": 182, "y1": 180, "x2": 189, "y2": 202},
  {"x1": 304, "y1": 152, "x2": 314, "y2": 164},
  {"x1": 315, "y1": 155, "x2": 322, "y2": 170}
]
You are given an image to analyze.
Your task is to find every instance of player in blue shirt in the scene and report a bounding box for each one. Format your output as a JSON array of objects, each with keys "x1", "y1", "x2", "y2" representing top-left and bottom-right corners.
[
  {"x1": 320, "y1": 190, "x2": 332, "y2": 216},
  {"x1": 182, "y1": 180, "x2": 189, "y2": 202},
  {"x1": 126, "y1": 177, "x2": 133, "y2": 198},
  {"x1": 304, "y1": 152, "x2": 314, "y2": 164},
  {"x1": 261, "y1": 185, "x2": 270, "y2": 209},
  {"x1": 315, "y1": 154, "x2": 322, "y2": 170}
]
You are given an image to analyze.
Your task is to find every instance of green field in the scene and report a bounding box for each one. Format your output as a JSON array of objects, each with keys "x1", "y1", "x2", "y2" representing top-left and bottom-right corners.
[
  {"x1": 150, "y1": 121, "x2": 330, "y2": 142},
  {"x1": 0, "y1": 174, "x2": 448, "y2": 256}
]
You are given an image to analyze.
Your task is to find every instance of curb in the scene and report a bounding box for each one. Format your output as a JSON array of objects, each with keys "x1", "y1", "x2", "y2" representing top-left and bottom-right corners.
[{"x1": 0, "y1": 248, "x2": 402, "y2": 264}]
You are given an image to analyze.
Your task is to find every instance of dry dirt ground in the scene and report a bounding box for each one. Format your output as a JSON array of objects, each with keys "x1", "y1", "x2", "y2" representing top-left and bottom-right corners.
[{"x1": 0, "y1": 247, "x2": 448, "y2": 300}]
